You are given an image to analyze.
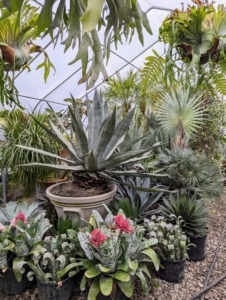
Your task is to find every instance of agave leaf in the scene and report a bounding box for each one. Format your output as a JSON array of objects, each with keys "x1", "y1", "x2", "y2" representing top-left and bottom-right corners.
[
  {"x1": 16, "y1": 145, "x2": 77, "y2": 165},
  {"x1": 17, "y1": 163, "x2": 85, "y2": 172},
  {"x1": 102, "y1": 107, "x2": 135, "y2": 160},
  {"x1": 93, "y1": 108, "x2": 116, "y2": 163}
]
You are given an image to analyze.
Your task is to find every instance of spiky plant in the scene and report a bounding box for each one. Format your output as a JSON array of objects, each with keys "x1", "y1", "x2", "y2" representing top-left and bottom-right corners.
[
  {"x1": 159, "y1": 191, "x2": 209, "y2": 237},
  {"x1": 110, "y1": 176, "x2": 166, "y2": 222},
  {"x1": 147, "y1": 147, "x2": 223, "y2": 199},
  {"x1": 17, "y1": 90, "x2": 164, "y2": 192}
]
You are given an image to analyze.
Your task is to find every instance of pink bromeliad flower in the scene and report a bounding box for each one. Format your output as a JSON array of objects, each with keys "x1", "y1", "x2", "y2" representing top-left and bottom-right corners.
[
  {"x1": 114, "y1": 215, "x2": 134, "y2": 234},
  {"x1": 90, "y1": 229, "x2": 107, "y2": 248},
  {"x1": 0, "y1": 223, "x2": 4, "y2": 231},
  {"x1": 10, "y1": 212, "x2": 28, "y2": 227}
]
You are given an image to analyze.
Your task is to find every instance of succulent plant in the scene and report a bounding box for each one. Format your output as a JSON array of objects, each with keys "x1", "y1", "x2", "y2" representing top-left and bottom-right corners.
[
  {"x1": 159, "y1": 191, "x2": 209, "y2": 237},
  {"x1": 17, "y1": 90, "x2": 164, "y2": 192},
  {"x1": 110, "y1": 176, "x2": 167, "y2": 222},
  {"x1": 144, "y1": 215, "x2": 191, "y2": 261},
  {"x1": 78, "y1": 207, "x2": 159, "y2": 299},
  {"x1": 56, "y1": 216, "x2": 80, "y2": 235},
  {"x1": 13, "y1": 234, "x2": 83, "y2": 283}
]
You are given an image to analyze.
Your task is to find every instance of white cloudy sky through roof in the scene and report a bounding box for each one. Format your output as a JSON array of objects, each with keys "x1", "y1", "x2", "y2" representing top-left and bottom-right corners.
[{"x1": 14, "y1": 0, "x2": 215, "y2": 112}]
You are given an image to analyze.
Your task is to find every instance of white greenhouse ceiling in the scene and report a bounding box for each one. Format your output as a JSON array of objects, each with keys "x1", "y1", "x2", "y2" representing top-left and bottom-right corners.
[{"x1": 14, "y1": 0, "x2": 210, "y2": 111}]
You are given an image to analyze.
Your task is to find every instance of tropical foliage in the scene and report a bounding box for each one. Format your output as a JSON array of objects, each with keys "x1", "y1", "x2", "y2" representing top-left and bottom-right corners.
[
  {"x1": 78, "y1": 208, "x2": 160, "y2": 299},
  {"x1": 1, "y1": 0, "x2": 152, "y2": 90},
  {"x1": 0, "y1": 109, "x2": 60, "y2": 195},
  {"x1": 0, "y1": 1, "x2": 55, "y2": 105}
]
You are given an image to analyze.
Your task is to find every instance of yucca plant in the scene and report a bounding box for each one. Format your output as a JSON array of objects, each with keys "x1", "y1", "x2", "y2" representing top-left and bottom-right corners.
[
  {"x1": 17, "y1": 90, "x2": 164, "y2": 193},
  {"x1": 110, "y1": 176, "x2": 166, "y2": 222},
  {"x1": 159, "y1": 191, "x2": 209, "y2": 237},
  {"x1": 144, "y1": 215, "x2": 190, "y2": 261}
]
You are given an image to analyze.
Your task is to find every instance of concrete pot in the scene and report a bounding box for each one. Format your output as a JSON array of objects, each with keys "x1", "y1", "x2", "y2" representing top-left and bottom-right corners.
[{"x1": 46, "y1": 182, "x2": 117, "y2": 224}]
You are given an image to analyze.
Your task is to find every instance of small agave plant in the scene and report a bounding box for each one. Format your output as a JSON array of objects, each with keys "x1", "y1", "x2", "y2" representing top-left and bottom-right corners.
[
  {"x1": 144, "y1": 215, "x2": 191, "y2": 261},
  {"x1": 17, "y1": 90, "x2": 164, "y2": 192},
  {"x1": 77, "y1": 207, "x2": 160, "y2": 299},
  {"x1": 14, "y1": 234, "x2": 83, "y2": 283}
]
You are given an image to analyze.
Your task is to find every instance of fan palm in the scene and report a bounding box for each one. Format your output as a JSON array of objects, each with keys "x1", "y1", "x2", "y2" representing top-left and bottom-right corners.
[{"x1": 157, "y1": 88, "x2": 205, "y2": 146}]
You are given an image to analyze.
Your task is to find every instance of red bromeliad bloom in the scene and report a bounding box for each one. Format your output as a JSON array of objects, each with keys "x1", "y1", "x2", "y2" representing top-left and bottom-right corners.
[
  {"x1": 90, "y1": 229, "x2": 107, "y2": 248},
  {"x1": 10, "y1": 212, "x2": 28, "y2": 227},
  {"x1": 114, "y1": 215, "x2": 134, "y2": 234}
]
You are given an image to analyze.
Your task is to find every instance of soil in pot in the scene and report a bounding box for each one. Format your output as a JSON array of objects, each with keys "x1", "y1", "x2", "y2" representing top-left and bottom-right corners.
[
  {"x1": 51, "y1": 175, "x2": 111, "y2": 197},
  {"x1": 37, "y1": 276, "x2": 74, "y2": 300},
  {"x1": 156, "y1": 258, "x2": 186, "y2": 283},
  {"x1": 0, "y1": 266, "x2": 36, "y2": 295},
  {"x1": 187, "y1": 235, "x2": 207, "y2": 262}
]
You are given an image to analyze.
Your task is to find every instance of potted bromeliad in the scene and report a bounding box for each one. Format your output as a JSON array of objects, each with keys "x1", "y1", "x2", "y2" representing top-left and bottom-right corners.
[
  {"x1": 144, "y1": 215, "x2": 192, "y2": 283},
  {"x1": 14, "y1": 234, "x2": 83, "y2": 300},
  {"x1": 77, "y1": 207, "x2": 160, "y2": 300},
  {"x1": 159, "y1": 190, "x2": 209, "y2": 261},
  {"x1": 0, "y1": 201, "x2": 52, "y2": 295},
  {"x1": 17, "y1": 90, "x2": 163, "y2": 223}
]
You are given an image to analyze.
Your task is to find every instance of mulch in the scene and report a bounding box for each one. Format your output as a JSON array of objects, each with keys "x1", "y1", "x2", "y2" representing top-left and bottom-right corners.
[{"x1": 1, "y1": 193, "x2": 226, "y2": 300}]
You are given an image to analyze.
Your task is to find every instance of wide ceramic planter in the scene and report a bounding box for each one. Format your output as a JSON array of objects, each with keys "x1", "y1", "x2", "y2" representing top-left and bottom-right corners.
[
  {"x1": 46, "y1": 182, "x2": 117, "y2": 224},
  {"x1": 0, "y1": 267, "x2": 36, "y2": 295},
  {"x1": 156, "y1": 258, "x2": 186, "y2": 283},
  {"x1": 38, "y1": 177, "x2": 68, "y2": 191},
  {"x1": 187, "y1": 235, "x2": 207, "y2": 262},
  {"x1": 37, "y1": 276, "x2": 74, "y2": 300}
]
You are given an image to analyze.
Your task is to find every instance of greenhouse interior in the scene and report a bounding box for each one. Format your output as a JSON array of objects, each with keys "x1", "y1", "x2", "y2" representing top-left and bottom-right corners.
[{"x1": 0, "y1": 0, "x2": 226, "y2": 299}]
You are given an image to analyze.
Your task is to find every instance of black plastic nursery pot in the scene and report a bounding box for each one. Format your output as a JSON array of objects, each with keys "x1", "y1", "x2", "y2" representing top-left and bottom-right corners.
[
  {"x1": 156, "y1": 258, "x2": 186, "y2": 283},
  {"x1": 96, "y1": 287, "x2": 130, "y2": 300},
  {"x1": 187, "y1": 235, "x2": 207, "y2": 262},
  {"x1": 0, "y1": 266, "x2": 36, "y2": 295},
  {"x1": 37, "y1": 276, "x2": 74, "y2": 300}
]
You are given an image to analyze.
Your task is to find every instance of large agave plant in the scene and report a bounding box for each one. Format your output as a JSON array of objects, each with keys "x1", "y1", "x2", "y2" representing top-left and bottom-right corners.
[
  {"x1": 17, "y1": 90, "x2": 163, "y2": 192},
  {"x1": 159, "y1": 191, "x2": 209, "y2": 237}
]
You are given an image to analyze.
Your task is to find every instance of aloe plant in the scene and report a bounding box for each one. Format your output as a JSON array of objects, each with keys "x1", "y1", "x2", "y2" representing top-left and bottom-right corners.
[
  {"x1": 144, "y1": 215, "x2": 191, "y2": 261},
  {"x1": 78, "y1": 207, "x2": 160, "y2": 299},
  {"x1": 13, "y1": 234, "x2": 83, "y2": 283},
  {"x1": 159, "y1": 191, "x2": 209, "y2": 237},
  {"x1": 17, "y1": 90, "x2": 164, "y2": 192}
]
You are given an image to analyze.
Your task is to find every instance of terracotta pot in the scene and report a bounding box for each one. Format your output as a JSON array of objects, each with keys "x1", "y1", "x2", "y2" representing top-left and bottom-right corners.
[
  {"x1": 38, "y1": 177, "x2": 68, "y2": 191},
  {"x1": 60, "y1": 149, "x2": 69, "y2": 158},
  {"x1": 46, "y1": 182, "x2": 117, "y2": 225}
]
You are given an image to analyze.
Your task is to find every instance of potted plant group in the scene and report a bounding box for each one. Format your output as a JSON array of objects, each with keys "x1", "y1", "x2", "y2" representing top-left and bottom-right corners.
[
  {"x1": 14, "y1": 233, "x2": 83, "y2": 300},
  {"x1": 77, "y1": 207, "x2": 160, "y2": 299},
  {"x1": 159, "y1": 191, "x2": 209, "y2": 261},
  {"x1": 0, "y1": 201, "x2": 52, "y2": 295},
  {"x1": 17, "y1": 90, "x2": 163, "y2": 223},
  {"x1": 144, "y1": 215, "x2": 192, "y2": 283}
]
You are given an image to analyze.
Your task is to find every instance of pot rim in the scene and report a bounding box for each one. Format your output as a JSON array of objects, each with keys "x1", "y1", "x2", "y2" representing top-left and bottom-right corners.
[
  {"x1": 160, "y1": 257, "x2": 186, "y2": 263},
  {"x1": 36, "y1": 275, "x2": 72, "y2": 286},
  {"x1": 46, "y1": 182, "x2": 117, "y2": 202}
]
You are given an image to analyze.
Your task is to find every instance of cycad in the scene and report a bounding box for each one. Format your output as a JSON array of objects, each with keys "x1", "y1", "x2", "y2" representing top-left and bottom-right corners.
[
  {"x1": 157, "y1": 88, "x2": 204, "y2": 146},
  {"x1": 159, "y1": 191, "x2": 209, "y2": 237}
]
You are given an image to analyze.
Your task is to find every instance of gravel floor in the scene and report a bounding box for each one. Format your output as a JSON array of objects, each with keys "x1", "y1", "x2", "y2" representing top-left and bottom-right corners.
[{"x1": 1, "y1": 194, "x2": 226, "y2": 300}]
